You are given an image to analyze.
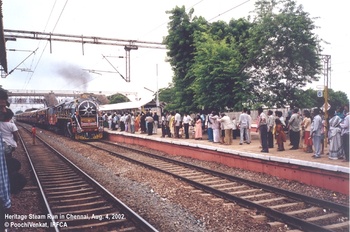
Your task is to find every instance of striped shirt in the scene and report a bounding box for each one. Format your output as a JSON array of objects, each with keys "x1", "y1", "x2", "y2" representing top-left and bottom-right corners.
[{"x1": 0, "y1": 132, "x2": 11, "y2": 208}]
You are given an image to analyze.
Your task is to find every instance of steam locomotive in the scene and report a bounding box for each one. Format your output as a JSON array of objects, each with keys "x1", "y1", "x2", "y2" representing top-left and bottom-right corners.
[{"x1": 16, "y1": 97, "x2": 104, "y2": 140}]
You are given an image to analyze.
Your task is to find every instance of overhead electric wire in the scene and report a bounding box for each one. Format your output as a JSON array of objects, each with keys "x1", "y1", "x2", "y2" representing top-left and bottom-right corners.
[
  {"x1": 138, "y1": 0, "x2": 205, "y2": 40},
  {"x1": 208, "y1": 0, "x2": 250, "y2": 22},
  {"x1": 24, "y1": 0, "x2": 69, "y2": 89},
  {"x1": 135, "y1": 0, "x2": 206, "y2": 65},
  {"x1": 23, "y1": 0, "x2": 58, "y2": 89}
]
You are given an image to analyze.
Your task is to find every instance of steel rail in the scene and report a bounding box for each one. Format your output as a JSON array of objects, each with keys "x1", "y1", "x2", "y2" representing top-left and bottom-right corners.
[
  {"x1": 18, "y1": 129, "x2": 60, "y2": 232},
  {"x1": 86, "y1": 140, "x2": 349, "y2": 232},
  {"x1": 19, "y1": 126, "x2": 159, "y2": 232}
]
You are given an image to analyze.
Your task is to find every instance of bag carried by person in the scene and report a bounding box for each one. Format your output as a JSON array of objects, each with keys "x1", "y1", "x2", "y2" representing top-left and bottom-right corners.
[{"x1": 6, "y1": 157, "x2": 27, "y2": 194}]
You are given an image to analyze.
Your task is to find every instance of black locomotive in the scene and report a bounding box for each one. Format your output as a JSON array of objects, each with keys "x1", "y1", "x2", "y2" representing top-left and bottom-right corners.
[{"x1": 16, "y1": 96, "x2": 104, "y2": 140}]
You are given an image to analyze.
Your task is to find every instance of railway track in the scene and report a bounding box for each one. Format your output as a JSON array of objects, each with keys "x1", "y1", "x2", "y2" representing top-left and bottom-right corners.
[
  {"x1": 83, "y1": 140, "x2": 349, "y2": 232},
  {"x1": 18, "y1": 127, "x2": 158, "y2": 232}
]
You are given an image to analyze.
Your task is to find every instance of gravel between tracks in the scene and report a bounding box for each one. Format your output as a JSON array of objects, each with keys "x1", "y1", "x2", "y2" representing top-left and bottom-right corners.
[{"x1": 10, "y1": 129, "x2": 349, "y2": 232}]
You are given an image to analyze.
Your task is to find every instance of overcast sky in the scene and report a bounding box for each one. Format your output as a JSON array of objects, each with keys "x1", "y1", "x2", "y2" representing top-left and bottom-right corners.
[{"x1": 1, "y1": 0, "x2": 349, "y2": 109}]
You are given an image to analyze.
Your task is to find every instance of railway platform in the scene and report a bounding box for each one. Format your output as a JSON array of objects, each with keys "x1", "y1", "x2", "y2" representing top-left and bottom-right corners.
[{"x1": 103, "y1": 128, "x2": 350, "y2": 195}]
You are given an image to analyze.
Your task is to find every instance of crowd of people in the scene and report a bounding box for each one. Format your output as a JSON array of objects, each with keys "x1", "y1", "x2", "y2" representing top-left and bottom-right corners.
[{"x1": 102, "y1": 104, "x2": 349, "y2": 163}]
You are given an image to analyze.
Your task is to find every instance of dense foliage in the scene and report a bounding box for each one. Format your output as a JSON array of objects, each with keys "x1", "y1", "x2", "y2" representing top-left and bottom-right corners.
[
  {"x1": 107, "y1": 93, "x2": 130, "y2": 104},
  {"x1": 161, "y1": 0, "x2": 349, "y2": 113}
]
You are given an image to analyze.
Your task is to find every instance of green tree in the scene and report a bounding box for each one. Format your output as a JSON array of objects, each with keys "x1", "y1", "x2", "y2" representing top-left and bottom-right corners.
[
  {"x1": 158, "y1": 86, "x2": 178, "y2": 111},
  {"x1": 191, "y1": 32, "x2": 248, "y2": 111},
  {"x1": 164, "y1": 7, "x2": 208, "y2": 112},
  {"x1": 107, "y1": 93, "x2": 130, "y2": 104},
  {"x1": 164, "y1": 6, "x2": 194, "y2": 112},
  {"x1": 293, "y1": 88, "x2": 318, "y2": 109},
  {"x1": 245, "y1": 0, "x2": 322, "y2": 107},
  {"x1": 294, "y1": 88, "x2": 349, "y2": 110},
  {"x1": 190, "y1": 18, "x2": 253, "y2": 111},
  {"x1": 326, "y1": 89, "x2": 349, "y2": 112}
]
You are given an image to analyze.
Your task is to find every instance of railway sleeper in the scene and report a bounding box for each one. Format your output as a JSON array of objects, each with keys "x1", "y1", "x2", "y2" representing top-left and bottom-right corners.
[
  {"x1": 157, "y1": 166, "x2": 180, "y2": 171},
  {"x1": 51, "y1": 200, "x2": 107, "y2": 210},
  {"x1": 229, "y1": 188, "x2": 262, "y2": 196},
  {"x1": 163, "y1": 166, "x2": 187, "y2": 172},
  {"x1": 36, "y1": 165, "x2": 72, "y2": 170},
  {"x1": 36, "y1": 170, "x2": 76, "y2": 175},
  {"x1": 218, "y1": 185, "x2": 246, "y2": 191},
  {"x1": 190, "y1": 176, "x2": 218, "y2": 181},
  {"x1": 151, "y1": 161, "x2": 170, "y2": 166},
  {"x1": 305, "y1": 212, "x2": 347, "y2": 227},
  {"x1": 41, "y1": 180, "x2": 86, "y2": 187},
  {"x1": 38, "y1": 173, "x2": 78, "y2": 180},
  {"x1": 45, "y1": 187, "x2": 95, "y2": 195},
  {"x1": 199, "y1": 178, "x2": 225, "y2": 185},
  {"x1": 324, "y1": 221, "x2": 350, "y2": 230},
  {"x1": 35, "y1": 166, "x2": 70, "y2": 171},
  {"x1": 253, "y1": 196, "x2": 286, "y2": 204},
  {"x1": 50, "y1": 195, "x2": 101, "y2": 204},
  {"x1": 241, "y1": 192, "x2": 272, "y2": 200},
  {"x1": 48, "y1": 190, "x2": 97, "y2": 199},
  {"x1": 57, "y1": 205, "x2": 115, "y2": 215},
  {"x1": 211, "y1": 182, "x2": 237, "y2": 188},
  {"x1": 285, "y1": 206, "x2": 322, "y2": 217},
  {"x1": 44, "y1": 183, "x2": 90, "y2": 191},
  {"x1": 179, "y1": 172, "x2": 207, "y2": 178},
  {"x1": 269, "y1": 202, "x2": 305, "y2": 210},
  {"x1": 172, "y1": 170, "x2": 199, "y2": 176},
  {"x1": 305, "y1": 212, "x2": 341, "y2": 222},
  {"x1": 181, "y1": 170, "x2": 205, "y2": 175}
]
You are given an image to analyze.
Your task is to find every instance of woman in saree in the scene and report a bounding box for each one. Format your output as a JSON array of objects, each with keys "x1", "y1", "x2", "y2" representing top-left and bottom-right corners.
[
  {"x1": 275, "y1": 118, "x2": 286, "y2": 151},
  {"x1": 328, "y1": 112, "x2": 343, "y2": 160}
]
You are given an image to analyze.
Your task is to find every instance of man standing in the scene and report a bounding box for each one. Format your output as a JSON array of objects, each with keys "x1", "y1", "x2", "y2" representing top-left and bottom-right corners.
[
  {"x1": 258, "y1": 107, "x2": 269, "y2": 153},
  {"x1": 288, "y1": 108, "x2": 301, "y2": 150},
  {"x1": 0, "y1": 87, "x2": 11, "y2": 231},
  {"x1": 206, "y1": 113, "x2": 213, "y2": 142},
  {"x1": 238, "y1": 108, "x2": 250, "y2": 145},
  {"x1": 182, "y1": 113, "x2": 192, "y2": 139},
  {"x1": 311, "y1": 108, "x2": 323, "y2": 158},
  {"x1": 174, "y1": 111, "x2": 181, "y2": 138},
  {"x1": 219, "y1": 113, "x2": 233, "y2": 145},
  {"x1": 267, "y1": 110, "x2": 275, "y2": 148},
  {"x1": 145, "y1": 113, "x2": 154, "y2": 136}
]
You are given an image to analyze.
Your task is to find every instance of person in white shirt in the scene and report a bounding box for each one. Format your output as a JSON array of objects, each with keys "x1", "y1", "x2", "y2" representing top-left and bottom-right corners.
[
  {"x1": 107, "y1": 113, "x2": 112, "y2": 130},
  {"x1": 130, "y1": 113, "x2": 135, "y2": 133},
  {"x1": 210, "y1": 111, "x2": 221, "y2": 143},
  {"x1": 182, "y1": 113, "x2": 192, "y2": 139},
  {"x1": 0, "y1": 109, "x2": 19, "y2": 158},
  {"x1": 238, "y1": 108, "x2": 250, "y2": 145},
  {"x1": 267, "y1": 110, "x2": 275, "y2": 148},
  {"x1": 219, "y1": 113, "x2": 233, "y2": 145},
  {"x1": 258, "y1": 107, "x2": 269, "y2": 153},
  {"x1": 174, "y1": 111, "x2": 182, "y2": 138}
]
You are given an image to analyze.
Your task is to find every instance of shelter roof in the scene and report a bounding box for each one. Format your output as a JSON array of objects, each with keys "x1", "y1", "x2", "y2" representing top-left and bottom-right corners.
[{"x1": 100, "y1": 99, "x2": 152, "y2": 112}]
